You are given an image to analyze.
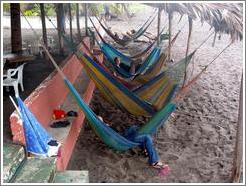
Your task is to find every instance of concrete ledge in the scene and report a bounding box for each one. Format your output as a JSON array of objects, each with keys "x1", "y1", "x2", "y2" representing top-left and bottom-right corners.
[
  {"x1": 8, "y1": 37, "x2": 103, "y2": 172},
  {"x1": 3, "y1": 143, "x2": 25, "y2": 183},
  {"x1": 53, "y1": 170, "x2": 89, "y2": 183},
  {"x1": 13, "y1": 157, "x2": 56, "y2": 183}
]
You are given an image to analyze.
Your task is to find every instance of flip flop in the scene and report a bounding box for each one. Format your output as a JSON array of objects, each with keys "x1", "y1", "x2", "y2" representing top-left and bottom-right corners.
[
  {"x1": 50, "y1": 120, "x2": 70, "y2": 128},
  {"x1": 151, "y1": 161, "x2": 166, "y2": 169},
  {"x1": 158, "y1": 165, "x2": 171, "y2": 176}
]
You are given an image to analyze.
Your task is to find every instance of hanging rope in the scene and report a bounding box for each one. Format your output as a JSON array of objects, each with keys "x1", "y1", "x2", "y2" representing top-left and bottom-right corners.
[{"x1": 173, "y1": 41, "x2": 233, "y2": 102}]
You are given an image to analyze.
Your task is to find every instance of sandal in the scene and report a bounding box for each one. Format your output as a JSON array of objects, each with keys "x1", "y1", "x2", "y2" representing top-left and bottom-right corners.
[
  {"x1": 151, "y1": 161, "x2": 168, "y2": 169},
  {"x1": 50, "y1": 120, "x2": 70, "y2": 128}
]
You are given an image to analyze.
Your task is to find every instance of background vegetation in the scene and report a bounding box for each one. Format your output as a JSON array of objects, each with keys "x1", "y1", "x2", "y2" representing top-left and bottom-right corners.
[{"x1": 3, "y1": 3, "x2": 147, "y2": 17}]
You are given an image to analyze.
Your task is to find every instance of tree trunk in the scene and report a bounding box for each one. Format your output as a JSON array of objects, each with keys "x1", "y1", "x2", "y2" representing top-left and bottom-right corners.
[
  {"x1": 40, "y1": 3, "x2": 48, "y2": 59},
  {"x1": 157, "y1": 8, "x2": 161, "y2": 46},
  {"x1": 84, "y1": 4, "x2": 88, "y2": 36},
  {"x1": 182, "y1": 16, "x2": 193, "y2": 87},
  {"x1": 56, "y1": 4, "x2": 64, "y2": 55},
  {"x1": 68, "y1": 4, "x2": 73, "y2": 43},
  {"x1": 76, "y1": 4, "x2": 81, "y2": 41},
  {"x1": 10, "y1": 3, "x2": 22, "y2": 54},
  {"x1": 231, "y1": 73, "x2": 243, "y2": 182},
  {"x1": 168, "y1": 12, "x2": 173, "y2": 62}
]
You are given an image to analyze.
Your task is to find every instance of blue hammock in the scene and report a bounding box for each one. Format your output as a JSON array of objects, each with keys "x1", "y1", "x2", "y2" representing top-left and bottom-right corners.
[{"x1": 16, "y1": 97, "x2": 53, "y2": 156}]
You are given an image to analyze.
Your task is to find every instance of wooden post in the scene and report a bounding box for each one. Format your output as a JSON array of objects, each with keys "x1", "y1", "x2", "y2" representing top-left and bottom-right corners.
[
  {"x1": 68, "y1": 4, "x2": 73, "y2": 43},
  {"x1": 10, "y1": 3, "x2": 22, "y2": 54},
  {"x1": 84, "y1": 3, "x2": 88, "y2": 36},
  {"x1": 212, "y1": 32, "x2": 217, "y2": 47},
  {"x1": 231, "y1": 74, "x2": 243, "y2": 182},
  {"x1": 168, "y1": 12, "x2": 173, "y2": 62},
  {"x1": 76, "y1": 3, "x2": 82, "y2": 41},
  {"x1": 40, "y1": 3, "x2": 48, "y2": 59},
  {"x1": 157, "y1": 8, "x2": 161, "y2": 46},
  {"x1": 56, "y1": 4, "x2": 64, "y2": 55},
  {"x1": 182, "y1": 16, "x2": 193, "y2": 87}
]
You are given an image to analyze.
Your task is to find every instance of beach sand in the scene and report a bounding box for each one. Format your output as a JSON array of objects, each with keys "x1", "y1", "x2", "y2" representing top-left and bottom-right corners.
[{"x1": 67, "y1": 5, "x2": 243, "y2": 183}]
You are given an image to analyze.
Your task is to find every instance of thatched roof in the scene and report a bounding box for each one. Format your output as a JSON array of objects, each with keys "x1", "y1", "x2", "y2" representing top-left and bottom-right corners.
[{"x1": 145, "y1": 3, "x2": 243, "y2": 41}]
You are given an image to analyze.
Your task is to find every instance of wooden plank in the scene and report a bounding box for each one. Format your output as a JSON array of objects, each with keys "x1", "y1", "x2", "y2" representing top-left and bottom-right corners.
[{"x1": 231, "y1": 73, "x2": 243, "y2": 182}]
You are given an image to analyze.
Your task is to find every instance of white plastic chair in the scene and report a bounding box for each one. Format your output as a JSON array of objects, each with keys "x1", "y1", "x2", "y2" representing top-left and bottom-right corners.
[{"x1": 3, "y1": 63, "x2": 25, "y2": 96}]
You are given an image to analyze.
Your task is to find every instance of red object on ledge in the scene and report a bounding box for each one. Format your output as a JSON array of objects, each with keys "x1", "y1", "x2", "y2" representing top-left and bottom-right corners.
[
  {"x1": 9, "y1": 37, "x2": 100, "y2": 171},
  {"x1": 53, "y1": 109, "x2": 66, "y2": 120}
]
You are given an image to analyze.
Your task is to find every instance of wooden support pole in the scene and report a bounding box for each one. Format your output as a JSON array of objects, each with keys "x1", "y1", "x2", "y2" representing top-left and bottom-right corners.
[
  {"x1": 56, "y1": 4, "x2": 65, "y2": 55},
  {"x1": 68, "y1": 4, "x2": 73, "y2": 43},
  {"x1": 10, "y1": 3, "x2": 22, "y2": 54},
  {"x1": 157, "y1": 8, "x2": 161, "y2": 46},
  {"x1": 40, "y1": 4, "x2": 47, "y2": 48},
  {"x1": 212, "y1": 32, "x2": 217, "y2": 47},
  {"x1": 231, "y1": 73, "x2": 243, "y2": 182},
  {"x1": 182, "y1": 16, "x2": 193, "y2": 87},
  {"x1": 84, "y1": 3, "x2": 88, "y2": 36},
  {"x1": 168, "y1": 12, "x2": 173, "y2": 62},
  {"x1": 76, "y1": 3, "x2": 82, "y2": 41},
  {"x1": 39, "y1": 3, "x2": 48, "y2": 59}
]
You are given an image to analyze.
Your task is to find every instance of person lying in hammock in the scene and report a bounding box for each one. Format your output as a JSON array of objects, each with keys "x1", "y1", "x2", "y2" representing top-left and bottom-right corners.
[
  {"x1": 126, "y1": 29, "x2": 136, "y2": 37},
  {"x1": 113, "y1": 57, "x2": 136, "y2": 76},
  {"x1": 98, "y1": 116, "x2": 169, "y2": 169}
]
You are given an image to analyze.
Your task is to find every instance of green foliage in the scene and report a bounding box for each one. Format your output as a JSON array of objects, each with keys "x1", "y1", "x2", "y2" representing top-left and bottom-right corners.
[
  {"x1": 3, "y1": 3, "x2": 10, "y2": 12},
  {"x1": 23, "y1": 9, "x2": 39, "y2": 16}
]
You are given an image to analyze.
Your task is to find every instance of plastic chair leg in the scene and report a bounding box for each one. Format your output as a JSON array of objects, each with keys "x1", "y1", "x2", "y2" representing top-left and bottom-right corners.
[
  {"x1": 20, "y1": 82, "x2": 24, "y2": 91},
  {"x1": 13, "y1": 84, "x2": 19, "y2": 97}
]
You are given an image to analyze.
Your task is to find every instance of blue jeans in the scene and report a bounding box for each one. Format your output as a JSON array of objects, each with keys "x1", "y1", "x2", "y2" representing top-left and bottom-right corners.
[{"x1": 124, "y1": 126, "x2": 159, "y2": 165}]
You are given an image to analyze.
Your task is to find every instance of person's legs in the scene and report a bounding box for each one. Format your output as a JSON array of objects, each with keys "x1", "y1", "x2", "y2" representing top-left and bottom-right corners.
[{"x1": 134, "y1": 135, "x2": 159, "y2": 165}]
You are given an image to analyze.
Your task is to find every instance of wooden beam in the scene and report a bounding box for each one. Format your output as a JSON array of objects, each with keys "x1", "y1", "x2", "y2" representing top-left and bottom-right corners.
[
  {"x1": 68, "y1": 4, "x2": 73, "y2": 43},
  {"x1": 56, "y1": 4, "x2": 64, "y2": 55},
  {"x1": 182, "y1": 16, "x2": 193, "y2": 87},
  {"x1": 157, "y1": 8, "x2": 161, "y2": 46},
  {"x1": 168, "y1": 12, "x2": 173, "y2": 61},
  {"x1": 39, "y1": 3, "x2": 49, "y2": 60},
  {"x1": 231, "y1": 73, "x2": 243, "y2": 182},
  {"x1": 10, "y1": 3, "x2": 22, "y2": 54},
  {"x1": 84, "y1": 4, "x2": 88, "y2": 36},
  {"x1": 76, "y1": 4, "x2": 82, "y2": 41}
]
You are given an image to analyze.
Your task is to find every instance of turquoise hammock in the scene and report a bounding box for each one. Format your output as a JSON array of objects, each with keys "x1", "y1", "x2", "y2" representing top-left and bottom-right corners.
[
  {"x1": 42, "y1": 46, "x2": 177, "y2": 151},
  {"x1": 90, "y1": 17, "x2": 166, "y2": 67},
  {"x1": 95, "y1": 11, "x2": 157, "y2": 46},
  {"x1": 65, "y1": 78, "x2": 176, "y2": 151},
  {"x1": 90, "y1": 19, "x2": 163, "y2": 79}
]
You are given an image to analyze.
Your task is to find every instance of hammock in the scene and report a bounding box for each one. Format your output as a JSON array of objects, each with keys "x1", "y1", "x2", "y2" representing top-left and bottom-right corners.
[
  {"x1": 93, "y1": 28, "x2": 181, "y2": 81},
  {"x1": 75, "y1": 49, "x2": 196, "y2": 116},
  {"x1": 64, "y1": 78, "x2": 176, "y2": 151},
  {"x1": 95, "y1": 12, "x2": 157, "y2": 46},
  {"x1": 90, "y1": 17, "x2": 161, "y2": 68}
]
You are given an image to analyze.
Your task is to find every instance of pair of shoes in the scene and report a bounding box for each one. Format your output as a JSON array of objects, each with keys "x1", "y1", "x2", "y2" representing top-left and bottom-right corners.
[
  {"x1": 50, "y1": 120, "x2": 70, "y2": 128},
  {"x1": 67, "y1": 110, "x2": 78, "y2": 117}
]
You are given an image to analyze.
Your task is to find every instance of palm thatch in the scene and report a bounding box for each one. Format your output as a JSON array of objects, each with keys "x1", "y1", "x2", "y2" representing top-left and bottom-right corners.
[{"x1": 145, "y1": 3, "x2": 243, "y2": 41}]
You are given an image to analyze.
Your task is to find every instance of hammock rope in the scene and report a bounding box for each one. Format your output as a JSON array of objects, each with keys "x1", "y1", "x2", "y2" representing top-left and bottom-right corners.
[{"x1": 173, "y1": 41, "x2": 233, "y2": 102}]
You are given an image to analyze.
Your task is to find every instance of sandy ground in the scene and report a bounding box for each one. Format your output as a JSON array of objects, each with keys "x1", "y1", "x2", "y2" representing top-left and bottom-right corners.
[{"x1": 67, "y1": 5, "x2": 243, "y2": 183}]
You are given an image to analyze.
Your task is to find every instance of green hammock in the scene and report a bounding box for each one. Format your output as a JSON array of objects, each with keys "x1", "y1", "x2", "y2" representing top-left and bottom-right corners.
[{"x1": 64, "y1": 77, "x2": 176, "y2": 151}]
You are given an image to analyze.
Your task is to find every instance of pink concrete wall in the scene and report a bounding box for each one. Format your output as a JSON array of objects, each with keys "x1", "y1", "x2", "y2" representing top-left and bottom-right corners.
[
  {"x1": 9, "y1": 37, "x2": 91, "y2": 148},
  {"x1": 9, "y1": 37, "x2": 104, "y2": 171}
]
